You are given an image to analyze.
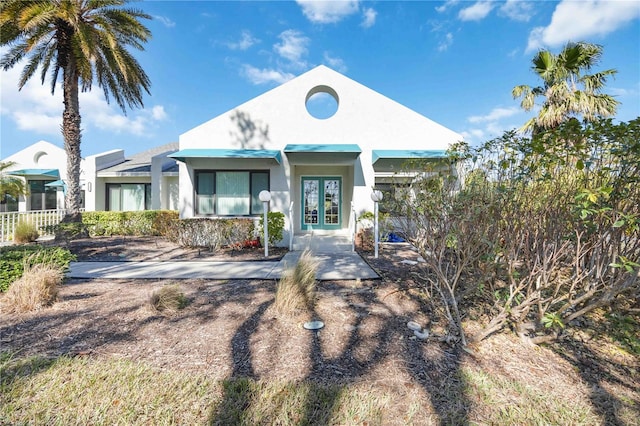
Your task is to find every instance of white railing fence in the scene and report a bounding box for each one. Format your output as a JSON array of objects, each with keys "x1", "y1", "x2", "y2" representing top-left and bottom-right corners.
[{"x1": 0, "y1": 209, "x2": 68, "y2": 243}]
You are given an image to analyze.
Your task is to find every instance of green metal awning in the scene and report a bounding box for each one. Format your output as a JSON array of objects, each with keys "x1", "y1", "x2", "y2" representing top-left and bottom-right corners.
[
  {"x1": 372, "y1": 150, "x2": 448, "y2": 172},
  {"x1": 169, "y1": 149, "x2": 281, "y2": 164},
  {"x1": 283, "y1": 144, "x2": 361, "y2": 164},
  {"x1": 8, "y1": 169, "x2": 60, "y2": 179}
]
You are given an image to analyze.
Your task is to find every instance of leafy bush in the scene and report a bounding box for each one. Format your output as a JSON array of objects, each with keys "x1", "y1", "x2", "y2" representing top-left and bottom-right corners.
[
  {"x1": 48, "y1": 221, "x2": 89, "y2": 242},
  {"x1": 149, "y1": 284, "x2": 188, "y2": 314},
  {"x1": 13, "y1": 220, "x2": 39, "y2": 244},
  {"x1": 258, "y1": 212, "x2": 285, "y2": 246},
  {"x1": 391, "y1": 118, "x2": 640, "y2": 345},
  {"x1": 275, "y1": 249, "x2": 318, "y2": 316},
  {"x1": 81, "y1": 210, "x2": 179, "y2": 237},
  {"x1": 0, "y1": 246, "x2": 75, "y2": 292},
  {"x1": 0, "y1": 263, "x2": 62, "y2": 313},
  {"x1": 170, "y1": 218, "x2": 254, "y2": 251}
]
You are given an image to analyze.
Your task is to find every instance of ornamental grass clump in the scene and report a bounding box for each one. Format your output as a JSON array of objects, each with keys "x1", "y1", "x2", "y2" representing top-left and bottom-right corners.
[
  {"x1": 274, "y1": 249, "x2": 319, "y2": 315},
  {"x1": 13, "y1": 220, "x2": 39, "y2": 244},
  {"x1": 149, "y1": 284, "x2": 188, "y2": 314},
  {"x1": 0, "y1": 263, "x2": 62, "y2": 313}
]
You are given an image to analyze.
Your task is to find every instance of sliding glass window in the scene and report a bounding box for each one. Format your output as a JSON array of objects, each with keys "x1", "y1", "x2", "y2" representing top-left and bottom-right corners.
[
  {"x1": 195, "y1": 171, "x2": 269, "y2": 216},
  {"x1": 106, "y1": 183, "x2": 151, "y2": 211}
]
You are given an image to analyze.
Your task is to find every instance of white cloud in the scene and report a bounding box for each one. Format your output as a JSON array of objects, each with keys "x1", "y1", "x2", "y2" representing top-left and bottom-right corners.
[
  {"x1": 151, "y1": 105, "x2": 168, "y2": 121},
  {"x1": 296, "y1": 0, "x2": 359, "y2": 24},
  {"x1": 226, "y1": 30, "x2": 260, "y2": 50},
  {"x1": 323, "y1": 52, "x2": 347, "y2": 73},
  {"x1": 460, "y1": 128, "x2": 486, "y2": 142},
  {"x1": 468, "y1": 106, "x2": 520, "y2": 123},
  {"x1": 0, "y1": 54, "x2": 168, "y2": 139},
  {"x1": 499, "y1": 0, "x2": 534, "y2": 22},
  {"x1": 241, "y1": 65, "x2": 295, "y2": 85},
  {"x1": 438, "y1": 32, "x2": 454, "y2": 51},
  {"x1": 458, "y1": 1, "x2": 495, "y2": 21},
  {"x1": 154, "y1": 15, "x2": 176, "y2": 28},
  {"x1": 527, "y1": 0, "x2": 640, "y2": 51},
  {"x1": 435, "y1": 0, "x2": 460, "y2": 14},
  {"x1": 274, "y1": 29, "x2": 310, "y2": 68},
  {"x1": 463, "y1": 106, "x2": 524, "y2": 145},
  {"x1": 361, "y1": 7, "x2": 377, "y2": 28}
]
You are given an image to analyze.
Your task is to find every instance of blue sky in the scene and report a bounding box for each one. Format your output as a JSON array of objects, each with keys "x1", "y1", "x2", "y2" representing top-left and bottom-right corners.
[{"x1": 1, "y1": 0, "x2": 639, "y2": 158}]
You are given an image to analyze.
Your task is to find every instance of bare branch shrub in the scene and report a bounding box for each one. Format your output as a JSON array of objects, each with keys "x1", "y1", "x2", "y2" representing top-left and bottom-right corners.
[{"x1": 391, "y1": 118, "x2": 640, "y2": 345}]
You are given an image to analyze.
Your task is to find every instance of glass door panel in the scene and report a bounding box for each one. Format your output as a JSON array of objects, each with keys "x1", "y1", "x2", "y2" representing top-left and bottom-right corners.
[
  {"x1": 301, "y1": 177, "x2": 341, "y2": 230},
  {"x1": 303, "y1": 179, "x2": 319, "y2": 226},
  {"x1": 324, "y1": 179, "x2": 340, "y2": 225}
]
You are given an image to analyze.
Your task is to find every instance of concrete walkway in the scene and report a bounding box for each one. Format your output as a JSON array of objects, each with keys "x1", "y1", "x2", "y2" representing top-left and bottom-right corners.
[{"x1": 68, "y1": 251, "x2": 379, "y2": 281}]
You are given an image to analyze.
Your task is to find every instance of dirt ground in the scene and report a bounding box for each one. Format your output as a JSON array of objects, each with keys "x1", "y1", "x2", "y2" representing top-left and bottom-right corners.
[{"x1": 1, "y1": 236, "x2": 638, "y2": 423}]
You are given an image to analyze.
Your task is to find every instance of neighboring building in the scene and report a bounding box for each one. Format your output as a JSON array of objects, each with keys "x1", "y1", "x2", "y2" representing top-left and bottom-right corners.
[
  {"x1": 171, "y1": 65, "x2": 463, "y2": 245},
  {"x1": 85, "y1": 142, "x2": 179, "y2": 211},
  {"x1": 1, "y1": 141, "x2": 178, "y2": 213},
  {"x1": 1, "y1": 140, "x2": 73, "y2": 212}
]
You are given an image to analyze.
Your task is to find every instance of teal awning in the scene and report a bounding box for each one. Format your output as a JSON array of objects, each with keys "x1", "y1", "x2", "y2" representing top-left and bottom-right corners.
[
  {"x1": 284, "y1": 144, "x2": 361, "y2": 164},
  {"x1": 372, "y1": 150, "x2": 448, "y2": 172},
  {"x1": 8, "y1": 169, "x2": 60, "y2": 179},
  {"x1": 169, "y1": 149, "x2": 281, "y2": 164},
  {"x1": 44, "y1": 179, "x2": 66, "y2": 187}
]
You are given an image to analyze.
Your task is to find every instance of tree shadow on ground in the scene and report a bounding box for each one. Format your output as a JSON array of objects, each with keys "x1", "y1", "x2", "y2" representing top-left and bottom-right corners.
[
  {"x1": 553, "y1": 333, "x2": 640, "y2": 425},
  {"x1": 208, "y1": 276, "x2": 471, "y2": 425}
]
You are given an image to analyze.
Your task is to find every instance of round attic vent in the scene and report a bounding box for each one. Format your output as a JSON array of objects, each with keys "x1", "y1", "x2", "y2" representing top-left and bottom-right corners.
[
  {"x1": 305, "y1": 85, "x2": 339, "y2": 119},
  {"x1": 33, "y1": 151, "x2": 47, "y2": 164}
]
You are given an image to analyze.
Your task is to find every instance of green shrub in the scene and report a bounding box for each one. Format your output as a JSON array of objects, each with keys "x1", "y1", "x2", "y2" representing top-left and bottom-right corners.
[
  {"x1": 258, "y1": 211, "x2": 285, "y2": 246},
  {"x1": 171, "y1": 218, "x2": 254, "y2": 251},
  {"x1": 0, "y1": 246, "x2": 75, "y2": 292},
  {"x1": 47, "y1": 221, "x2": 89, "y2": 242},
  {"x1": 80, "y1": 210, "x2": 179, "y2": 237},
  {"x1": 13, "y1": 220, "x2": 39, "y2": 244}
]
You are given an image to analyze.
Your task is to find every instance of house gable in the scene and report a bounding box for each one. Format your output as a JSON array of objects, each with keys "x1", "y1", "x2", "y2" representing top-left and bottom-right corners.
[{"x1": 180, "y1": 65, "x2": 463, "y2": 151}]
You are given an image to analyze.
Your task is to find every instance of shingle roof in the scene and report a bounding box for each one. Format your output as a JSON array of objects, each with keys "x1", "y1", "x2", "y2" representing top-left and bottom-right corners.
[{"x1": 98, "y1": 142, "x2": 178, "y2": 174}]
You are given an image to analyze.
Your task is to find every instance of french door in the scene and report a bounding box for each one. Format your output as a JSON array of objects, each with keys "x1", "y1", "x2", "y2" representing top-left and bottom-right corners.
[{"x1": 301, "y1": 177, "x2": 341, "y2": 230}]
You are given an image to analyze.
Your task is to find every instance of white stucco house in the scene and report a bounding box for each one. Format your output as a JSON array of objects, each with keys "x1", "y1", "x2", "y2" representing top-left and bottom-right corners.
[
  {"x1": 170, "y1": 65, "x2": 463, "y2": 244},
  {"x1": 1, "y1": 140, "x2": 178, "y2": 213},
  {"x1": 1, "y1": 140, "x2": 71, "y2": 212}
]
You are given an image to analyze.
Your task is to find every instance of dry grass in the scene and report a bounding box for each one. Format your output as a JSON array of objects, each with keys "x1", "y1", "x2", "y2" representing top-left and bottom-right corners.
[
  {"x1": 149, "y1": 283, "x2": 188, "y2": 314},
  {"x1": 0, "y1": 355, "x2": 389, "y2": 426},
  {"x1": 0, "y1": 264, "x2": 61, "y2": 313},
  {"x1": 13, "y1": 220, "x2": 39, "y2": 244},
  {"x1": 0, "y1": 353, "x2": 612, "y2": 425},
  {"x1": 274, "y1": 249, "x2": 319, "y2": 315}
]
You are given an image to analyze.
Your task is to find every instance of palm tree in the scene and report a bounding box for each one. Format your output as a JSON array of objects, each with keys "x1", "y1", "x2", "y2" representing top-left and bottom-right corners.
[
  {"x1": 0, "y1": 0, "x2": 151, "y2": 221},
  {"x1": 0, "y1": 161, "x2": 27, "y2": 211},
  {"x1": 513, "y1": 42, "x2": 619, "y2": 134}
]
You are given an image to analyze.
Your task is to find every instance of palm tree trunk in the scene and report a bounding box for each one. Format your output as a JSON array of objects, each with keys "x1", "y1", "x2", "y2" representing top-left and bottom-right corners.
[{"x1": 62, "y1": 61, "x2": 82, "y2": 223}]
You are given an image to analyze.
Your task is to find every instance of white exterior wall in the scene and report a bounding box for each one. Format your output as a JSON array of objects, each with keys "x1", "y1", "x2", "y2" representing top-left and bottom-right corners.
[
  {"x1": 3, "y1": 141, "x2": 71, "y2": 211},
  {"x1": 84, "y1": 150, "x2": 125, "y2": 211},
  {"x1": 177, "y1": 66, "x2": 463, "y2": 241}
]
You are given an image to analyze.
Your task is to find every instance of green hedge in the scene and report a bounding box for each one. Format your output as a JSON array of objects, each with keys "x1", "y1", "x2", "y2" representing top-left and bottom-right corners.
[
  {"x1": 80, "y1": 210, "x2": 179, "y2": 237},
  {"x1": 170, "y1": 218, "x2": 255, "y2": 251},
  {"x1": 258, "y1": 212, "x2": 285, "y2": 246},
  {"x1": 0, "y1": 245, "x2": 76, "y2": 292}
]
